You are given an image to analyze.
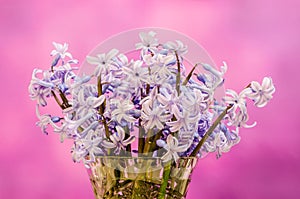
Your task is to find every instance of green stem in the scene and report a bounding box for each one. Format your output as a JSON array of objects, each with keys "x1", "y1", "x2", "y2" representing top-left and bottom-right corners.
[
  {"x1": 190, "y1": 104, "x2": 233, "y2": 157},
  {"x1": 58, "y1": 89, "x2": 71, "y2": 108},
  {"x1": 149, "y1": 130, "x2": 163, "y2": 152},
  {"x1": 138, "y1": 121, "x2": 145, "y2": 156},
  {"x1": 103, "y1": 119, "x2": 110, "y2": 140},
  {"x1": 97, "y1": 76, "x2": 102, "y2": 96},
  {"x1": 158, "y1": 162, "x2": 172, "y2": 199},
  {"x1": 143, "y1": 129, "x2": 153, "y2": 154},
  {"x1": 98, "y1": 76, "x2": 105, "y2": 114},
  {"x1": 124, "y1": 125, "x2": 132, "y2": 155},
  {"x1": 146, "y1": 84, "x2": 150, "y2": 95},
  {"x1": 175, "y1": 51, "x2": 181, "y2": 95},
  {"x1": 97, "y1": 75, "x2": 110, "y2": 140},
  {"x1": 182, "y1": 63, "x2": 200, "y2": 85},
  {"x1": 245, "y1": 83, "x2": 252, "y2": 88},
  {"x1": 51, "y1": 91, "x2": 64, "y2": 109}
]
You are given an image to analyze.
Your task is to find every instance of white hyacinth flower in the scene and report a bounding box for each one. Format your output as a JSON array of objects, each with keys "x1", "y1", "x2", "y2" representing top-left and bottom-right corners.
[
  {"x1": 122, "y1": 60, "x2": 150, "y2": 88},
  {"x1": 110, "y1": 99, "x2": 136, "y2": 124},
  {"x1": 247, "y1": 77, "x2": 275, "y2": 108},
  {"x1": 166, "y1": 106, "x2": 199, "y2": 132},
  {"x1": 141, "y1": 102, "x2": 172, "y2": 130},
  {"x1": 164, "y1": 40, "x2": 188, "y2": 56},
  {"x1": 81, "y1": 129, "x2": 104, "y2": 163},
  {"x1": 223, "y1": 89, "x2": 247, "y2": 113},
  {"x1": 157, "y1": 88, "x2": 180, "y2": 114},
  {"x1": 180, "y1": 87, "x2": 205, "y2": 114},
  {"x1": 204, "y1": 131, "x2": 238, "y2": 159},
  {"x1": 51, "y1": 42, "x2": 73, "y2": 59},
  {"x1": 35, "y1": 105, "x2": 59, "y2": 135},
  {"x1": 76, "y1": 88, "x2": 105, "y2": 116},
  {"x1": 28, "y1": 69, "x2": 55, "y2": 106},
  {"x1": 86, "y1": 48, "x2": 119, "y2": 76},
  {"x1": 55, "y1": 113, "x2": 95, "y2": 139},
  {"x1": 157, "y1": 135, "x2": 188, "y2": 163},
  {"x1": 135, "y1": 31, "x2": 158, "y2": 52},
  {"x1": 102, "y1": 126, "x2": 135, "y2": 154},
  {"x1": 227, "y1": 108, "x2": 256, "y2": 128},
  {"x1": 223, "y1": 89, "x2": 256, "y2": 128},
  {"x1": 149, "y1": 54, "x2": 176, "y2": 84}
]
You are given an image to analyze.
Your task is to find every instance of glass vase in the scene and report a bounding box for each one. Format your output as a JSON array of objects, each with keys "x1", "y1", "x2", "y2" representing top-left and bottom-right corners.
[{"x1": 87, "y1": 157, "x2": 198, "y2": 199}]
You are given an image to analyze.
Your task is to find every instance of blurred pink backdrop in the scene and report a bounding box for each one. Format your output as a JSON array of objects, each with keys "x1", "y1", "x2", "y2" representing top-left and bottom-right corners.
[{"x1": 0, "y1": 0, "x2": 299, "y2": 198}]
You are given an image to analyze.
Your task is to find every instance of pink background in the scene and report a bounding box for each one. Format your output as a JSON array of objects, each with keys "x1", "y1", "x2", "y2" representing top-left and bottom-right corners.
[{"x1": 0, "y1": 0, "x2": 299, "y2": 198}]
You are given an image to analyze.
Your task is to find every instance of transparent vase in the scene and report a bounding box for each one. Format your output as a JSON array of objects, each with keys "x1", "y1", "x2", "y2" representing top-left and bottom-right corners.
[{"x1": 87, "y1": 157, "x2": 198, "y2": 199}]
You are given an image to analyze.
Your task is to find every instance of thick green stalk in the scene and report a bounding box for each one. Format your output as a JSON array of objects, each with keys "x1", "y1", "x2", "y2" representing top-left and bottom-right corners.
[
  {"x1": 58, "y1": 89, "x2": 71, "y2": 108},
  {"x1": 51, "y1": 91, "x2": 64, "y2": 109},
  {"x1": 146, "y1": 84, "x2": 150, "y2": 95},
  {"x1": 97, "y1": 76, "x2": 105, "y2": 114},
  {"x1": 143, "y1": 129, "x2": 153, "y2": 154},
  {"x1": 124, "y1": 125, "x2": 132, "y2": 155},
  {"x1": 102, "y1": 117, "x2": 110, "y2": 140},
  {"x1": 175, "y1": 52, "x2": 181, "y2": 95},
  {"x1": 190, "y1": 104, "x2": 233, "y2": 157},
  {"x1": 158, "y1": 162, "x2": 172, "y2": 199},
  {"x1": 97, "y1": 76, "x2": 102, "y2": 96},
  {"x1": 149, "y1": 130, "x2": 163, "y2": 152},
  {"x1": 182, "y1": 63, "x2": 199, "y2": 85},
  {"x1": 97, "y1": 76, "x2": 110, "y2": 140},
  {"x1": 138, "y1": 124, "x2": 145, "y2": 155}
]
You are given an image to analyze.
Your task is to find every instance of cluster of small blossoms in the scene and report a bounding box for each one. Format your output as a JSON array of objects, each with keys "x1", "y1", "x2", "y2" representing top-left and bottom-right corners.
[{"x1": 29, "y1": 31, "x2": 275, "y2": 166}]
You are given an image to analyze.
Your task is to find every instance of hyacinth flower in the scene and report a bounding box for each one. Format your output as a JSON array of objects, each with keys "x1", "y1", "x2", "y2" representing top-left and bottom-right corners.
[
  {"x1": 35, "y1": 105, "x2": 60, "y2": 135},
  {"x1": 135, "y1": 31, "x2": 159, "y2": 54},
  {"x1": 29, "y1": 69, "x2": 56, "y2": 106},
  {"x1": 86, "y1": 48, "x2": 119, "y2": 77},
  {"x1": 157, "y1": 134, "x2": 189, "y2": 163},
  {"x1": 141, "y1": 101, "x2": 172, "y2": 131},
  {"x1": 29, "y1": 32, "x2": 275, "y2": 166},
  {"x1": 102, "y1": 126, "x2": 135, "y2": 154},
  {"x1": 51, "y1": 42, "x2": 73, "y2": 59},
  {"x1": 247, "y1": 77, "x2": 275, "y2": 107},
  {"x1": 28, "y1": 32, "x2": 276, "y2": 199}
]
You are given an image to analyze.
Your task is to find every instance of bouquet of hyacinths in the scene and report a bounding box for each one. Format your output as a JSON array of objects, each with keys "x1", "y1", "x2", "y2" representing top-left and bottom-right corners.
[{"x1": 29, "y1": 31, "x2": 275, "y2": 199}]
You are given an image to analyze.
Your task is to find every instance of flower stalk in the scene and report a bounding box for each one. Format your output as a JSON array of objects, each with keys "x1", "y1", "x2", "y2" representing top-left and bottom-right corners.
[
  {"x1": 182, "y1": 63, "x2": 199, "y2": 86},
  {"x1": 175, "y1": 51, "x2": 181, "y2": 95},
  {"x1": 158, "y1": 161, "x2": 172, "y2": 199},
  {"x1": 190, "y1": 104, "x2": 233, "y2": 157},
  {"x1": 58, "y1": 89, "x2": 71, "y2": 109},
  {"x1": 51, "y1": 90, "x2": 64, "y2": 109},
  {"x1": 97, "y1": 75, "x2": 110, "y2": 139},
  {"x1": 143, "y1": 129, "x2": 153, "y2": 153}
]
